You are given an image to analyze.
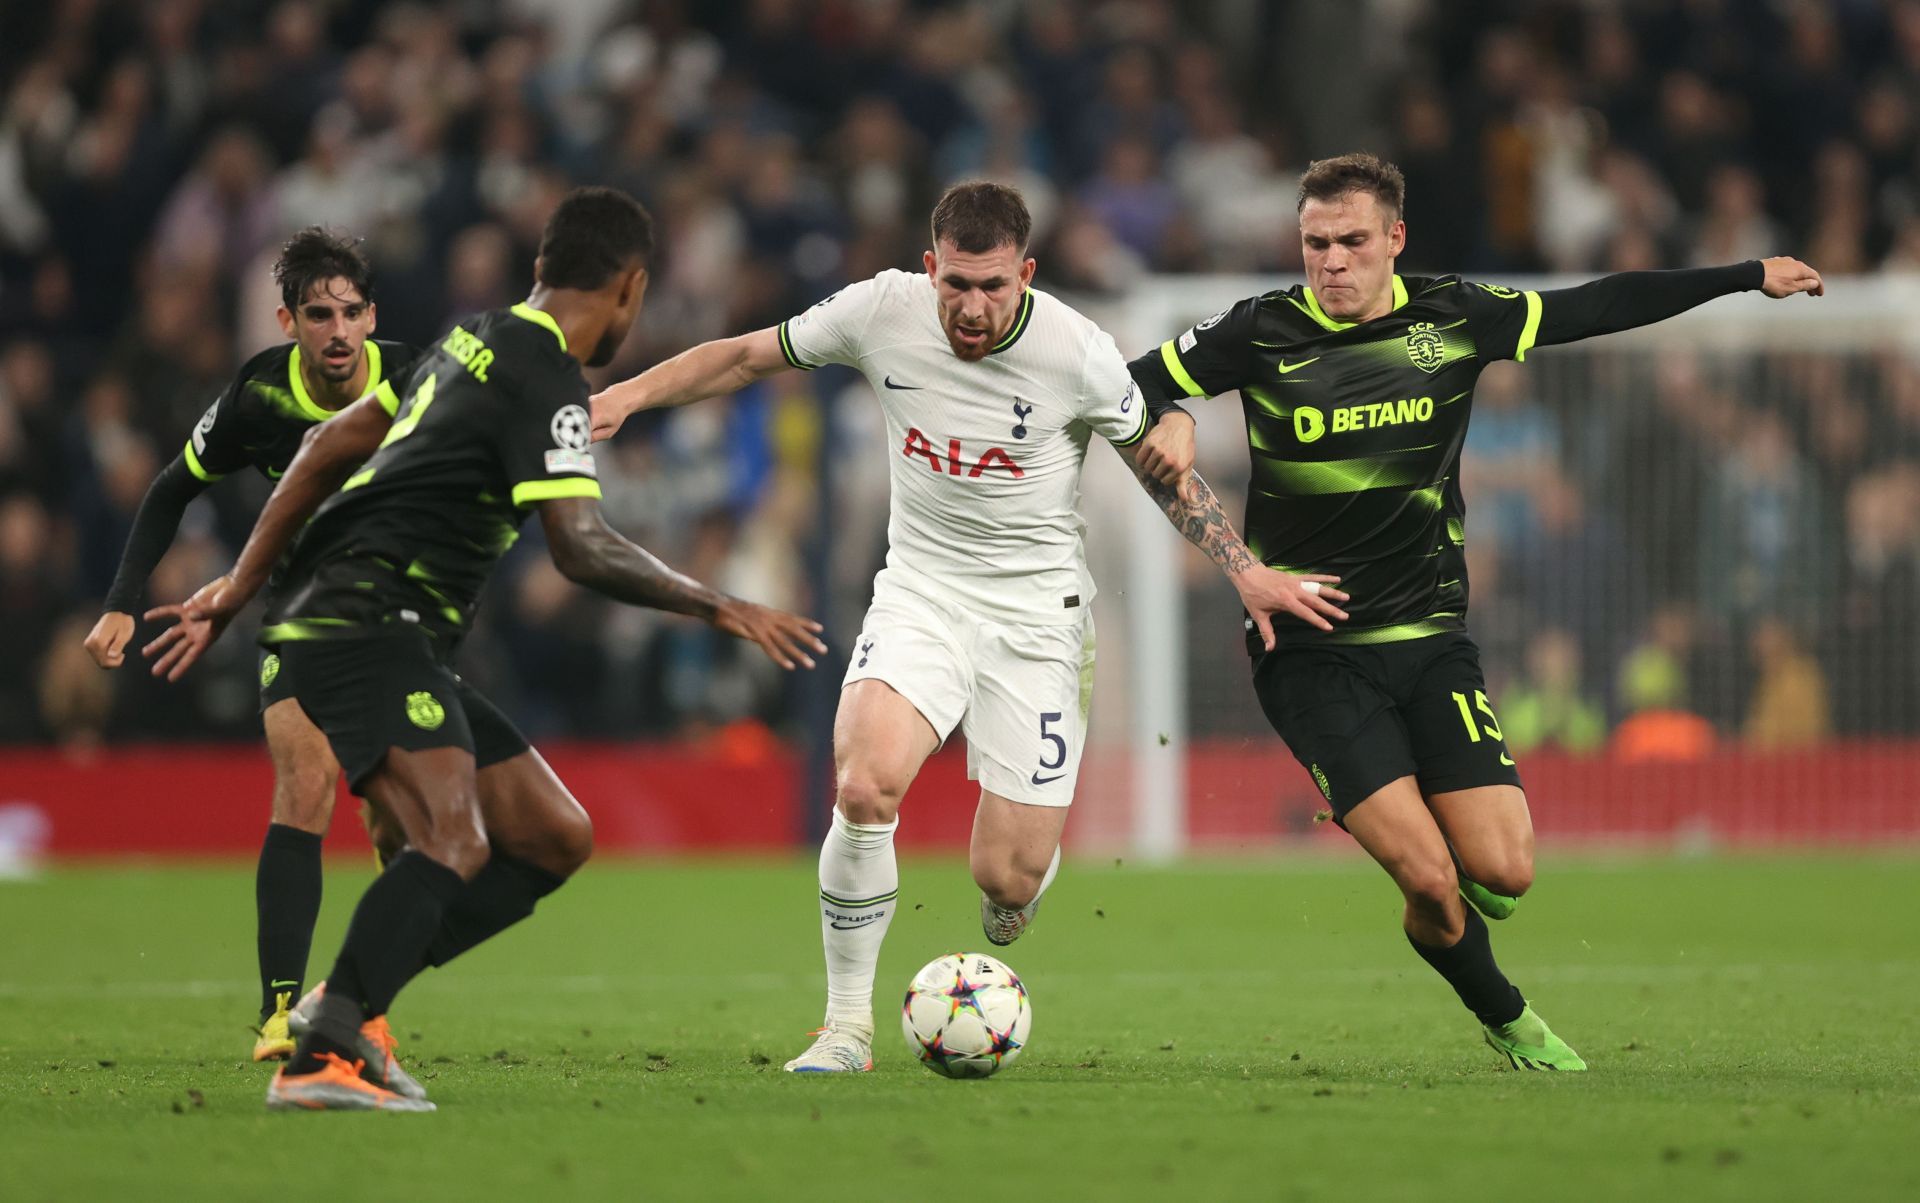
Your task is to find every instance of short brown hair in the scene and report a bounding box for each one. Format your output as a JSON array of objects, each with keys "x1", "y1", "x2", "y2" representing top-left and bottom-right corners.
[
  {"x1": 931, "y1": 181, "x2": 1032, "y2": 254},
  {"x1": 1296, "y1": 153, "x2": 1406, "y2": 222}
]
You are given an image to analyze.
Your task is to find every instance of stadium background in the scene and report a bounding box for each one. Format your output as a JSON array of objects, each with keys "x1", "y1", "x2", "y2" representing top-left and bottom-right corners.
[{"x1": 3, "y1": 0, "x2": 1920, "y2": 860}]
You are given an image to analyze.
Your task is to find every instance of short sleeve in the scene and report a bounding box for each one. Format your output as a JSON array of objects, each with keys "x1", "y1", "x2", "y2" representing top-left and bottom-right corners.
[
  {"x1": 1076, "y1": 329, "x2": 1151, "y2": 447},
  {"x1": 1460, "y1": 281, "x2": 1543, "y2": 363},
  {"x1": 182, "y1": 379, "x2": 250, "y2": 482},
  {"x1": 779, "y1": 275, "x2": 887, "y2": 370},
  {"x1": 1128, "y1": 296, "x2": 1261, "y2": 403},
  {"x1": 495, "y1": 365, "x2": 602, "y2": 509}
]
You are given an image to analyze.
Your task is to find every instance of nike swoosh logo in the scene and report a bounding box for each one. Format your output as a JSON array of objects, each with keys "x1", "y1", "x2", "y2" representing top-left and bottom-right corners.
[
  {"x1": 1030, "y1": 772, "x2": 1066, "y2": 785},
  {"x1": 269, "y1": 980, "x2": 299, "y2": 988},
  {"x1": 1276, "y1": 358, "x2": 1319, "y2": 375},
  {"x1": 829, "y1": 921, "x2": 879, "y2": 930},
  {"x1": 883, "y1": 376, "x2": 921, "y2": 390}
]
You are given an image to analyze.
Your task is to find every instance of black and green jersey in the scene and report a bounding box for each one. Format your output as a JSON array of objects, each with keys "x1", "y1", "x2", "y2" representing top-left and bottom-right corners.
[
  {"x1": 1129, "y1": 263, "x2": 1765, "y2": 647},
  {"x1": 1130, "y1": 274, "x2": 1541, "y2": 645},
  {"x1": 103, "y1": 338, "x2": 421, "y2": 613},
  {"x1": 261, "y1": 303, "x2": 601, "y2": 652},
  {"x1": 184, "y1": 339, "x2": 419, "y2": 482}
]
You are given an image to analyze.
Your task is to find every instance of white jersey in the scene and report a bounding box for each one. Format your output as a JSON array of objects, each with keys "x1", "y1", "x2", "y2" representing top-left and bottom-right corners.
[{"x1": 780, "y1": 269, "x2": 1147, "y2": 625}]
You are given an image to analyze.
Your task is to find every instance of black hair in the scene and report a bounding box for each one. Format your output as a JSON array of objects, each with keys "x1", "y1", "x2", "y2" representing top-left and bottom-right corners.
[
  {"x1": 536, "y1": 186, "x2": 655, "y2": 289},
  {"x1": 931, "y1": 181, "x2": 1033, "y2": 254},
  {"x1": 273, "y1": 227, "x2": 373, "y2": 311},
  {"x1": 1297, "y1": 152, "x2": 1407, "y2": 222}
]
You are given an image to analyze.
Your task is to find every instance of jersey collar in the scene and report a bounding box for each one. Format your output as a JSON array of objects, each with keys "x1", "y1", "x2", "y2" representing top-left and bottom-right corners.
[
  {"x1": 988, "y1": 289, "x2": 1035, "y2": 356},
  {"x1": 511, "y1": 302, "x2": 569, "y2": 351},
  {"x1": 1297, "y1": 274, "x2": 1410, "y2": 332},
  {"x1": 289, "y1": 340, "x2": 384, "y2": 421}
]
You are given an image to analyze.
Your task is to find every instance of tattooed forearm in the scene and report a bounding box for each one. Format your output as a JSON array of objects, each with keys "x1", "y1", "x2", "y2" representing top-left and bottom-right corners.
[
  {"x1": 1129, "y1": 460, "x2": 1258, "y2": 576},
  {"x1": 541, "y1": 497, "x2": 727, "y2": 619}
]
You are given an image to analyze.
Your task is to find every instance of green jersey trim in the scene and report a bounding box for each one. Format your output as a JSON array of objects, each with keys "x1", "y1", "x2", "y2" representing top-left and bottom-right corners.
[
  {"x1": 510, "y1": 303, "x2": 568, "y2": 351},
  {"x1": 372, "y1": 379, "x2": 402, "y2": 417},
  {"x1": 182, "y1": 439, "x2": 224, "y2": 483},
  {"x1": 777, "y1": 320, "x2": 816, "y2": 370},
  {"x1": 1297, "y1": 275, "x2": 1410, "y2": 332},
  {"x1": 1513, "y1": 290, "x2": 1543, "y2": 362},
  {"x1": 1316, "y1": 613, "x2": 1463, "y2": 646},
  {"x1": 511, "y1": 477, "x2": 602, "y2": 506},
  {"x1": 989, "y1": 289, "x2": 1036, "y2": 354},
  {"x1": 1159, "y1": 340, "x2": 1205, "y2": 397},
  {"x1": 259, "y1": 617, "x2": 360, "y2": 643}
]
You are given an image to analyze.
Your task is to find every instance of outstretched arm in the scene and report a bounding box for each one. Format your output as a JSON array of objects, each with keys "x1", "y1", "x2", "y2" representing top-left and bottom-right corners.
[
  {"x1": 539, "y1": 496, "x2": 827, "y2": 670},
  {"x1": 1526, "y1": 257, "x2": 1822, "y2": 353},
  {"x1": 141, "y1": 394, "x2": 394, "y2": 680},
  {"x1": 1115, "y1": 442, "x2": 1349, "y2": 646},
  {"x1": 85, "y1": 456, "x2": 211, "y2": 667},
  {"x1": 590, "y1": 327, "x2": 790, "y2": 441}
]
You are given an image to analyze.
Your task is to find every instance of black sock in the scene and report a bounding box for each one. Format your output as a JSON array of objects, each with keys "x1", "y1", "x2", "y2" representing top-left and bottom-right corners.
[
  {"x1": 287, "y1": 991, "x2": 374, "y2": 1076},
  {"x1": 256, "y1": 824, "x2": 324, "y2": 1020},
  {"x1": 412, "y1": 853, "x2": 567, "y2": 980},
  {"x1": 1407, "y1": 907, "x2": 1526, "y2": 1027},
  {"x1": 324, "y1": 850, "x2": 467, "y2": 1023}
]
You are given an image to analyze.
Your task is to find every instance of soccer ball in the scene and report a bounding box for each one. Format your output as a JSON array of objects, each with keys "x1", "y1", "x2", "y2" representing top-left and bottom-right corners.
[{"x1": 901, "y1": 952, "x2": 1031, "y2": 1079}]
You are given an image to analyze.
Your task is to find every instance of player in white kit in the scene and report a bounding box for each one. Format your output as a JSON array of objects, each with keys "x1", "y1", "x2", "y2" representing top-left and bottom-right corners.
[{"x1": 592, "y1": 183, "x2": 1348, "y2": 1072}]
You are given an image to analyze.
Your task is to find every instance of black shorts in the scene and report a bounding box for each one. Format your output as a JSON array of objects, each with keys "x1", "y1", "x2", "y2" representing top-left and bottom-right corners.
[
  {"x1": 1251, "y1": 631, "x2": 1521, "y2": 821},
  {"x1": 268, "y1": 630, "x2": 530, "y2": 792}
]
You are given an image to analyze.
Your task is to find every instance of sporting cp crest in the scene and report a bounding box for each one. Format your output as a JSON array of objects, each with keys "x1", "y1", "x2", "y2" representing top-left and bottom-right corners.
[
  {"x1": 405, "y1": 690, "x2": 446, "y2": 730},
  {"x1": 1405, "y1": 322, "x2": 1445, "y2": 374}
]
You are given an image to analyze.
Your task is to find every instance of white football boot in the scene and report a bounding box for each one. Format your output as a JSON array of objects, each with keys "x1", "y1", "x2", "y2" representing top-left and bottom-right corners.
[
  {"x1": 981, "y1": 846, "x2": 1062, "y2": 947},
  {"x1": 783, "y1": 1019, "x2": 874, "y2": 1073}
]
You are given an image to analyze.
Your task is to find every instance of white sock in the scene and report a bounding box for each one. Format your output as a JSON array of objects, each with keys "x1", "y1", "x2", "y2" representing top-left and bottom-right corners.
[
  {"x1": 818, "y1": 806, "x2": 898, "y2": 1032},
  {"x1": 1038, "y1": 845, "x2": 1062, "y2": 896}
]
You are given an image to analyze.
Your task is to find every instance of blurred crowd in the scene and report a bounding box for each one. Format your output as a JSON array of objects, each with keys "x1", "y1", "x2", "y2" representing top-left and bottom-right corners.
[{"x1": 3, "y1": 0, "x2": 1918, "y2": 751}]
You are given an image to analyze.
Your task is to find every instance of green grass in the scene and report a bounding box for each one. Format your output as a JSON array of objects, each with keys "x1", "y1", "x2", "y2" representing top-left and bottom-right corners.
[{"x1": 3, "y1": 854, "x2": 1918, "y2": 1201}]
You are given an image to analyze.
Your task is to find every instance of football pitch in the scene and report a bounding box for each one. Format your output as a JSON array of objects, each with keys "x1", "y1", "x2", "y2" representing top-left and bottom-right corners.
[{"x1": 4, "y1": 854, "x2": 1916, "y2": 1201}]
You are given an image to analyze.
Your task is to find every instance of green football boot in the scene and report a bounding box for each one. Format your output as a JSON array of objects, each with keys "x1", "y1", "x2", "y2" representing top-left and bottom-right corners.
[
  {"x1": 1483, "y1": 1004, "x2": 1587, "y2": 1072},
  {"x1": 1459, "y1": 876, "x2": 1519, "y2": 921}
]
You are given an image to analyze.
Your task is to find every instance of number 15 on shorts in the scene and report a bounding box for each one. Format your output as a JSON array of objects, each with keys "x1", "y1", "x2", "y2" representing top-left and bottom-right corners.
[
  {"x1": 1453, "y1": 689, "x2": 1515, "y2": 766},
  {"x1": 1033, "y1": 711, "x2": 1068, "y2": 785}
]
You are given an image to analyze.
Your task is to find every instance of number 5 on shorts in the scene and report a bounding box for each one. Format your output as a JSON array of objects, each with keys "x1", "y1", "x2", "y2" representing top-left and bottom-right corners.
[{"x1": 1033, "y1": 711, "x2": 1068, "y2": 784}]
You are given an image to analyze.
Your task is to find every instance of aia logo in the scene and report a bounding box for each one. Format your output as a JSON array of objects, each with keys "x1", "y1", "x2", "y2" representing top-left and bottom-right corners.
[{"x1": 901, "y1": 428, "x2": 1024, "y2": 478}]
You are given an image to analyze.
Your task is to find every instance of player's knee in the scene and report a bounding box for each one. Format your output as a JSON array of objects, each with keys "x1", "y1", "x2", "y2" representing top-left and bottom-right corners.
[
  {"x1": 414, "y1": 800, "x2": 490, "y2": 879},
  {"x1": 271, "y1": 771, "x2": 335, "y2": 834},
  {"x1": 540, "y1": 808, "x2": 594, "y2": 877},
  {"x1": 835, "y1": 771, "x2": 905, "y2": 826},
  {"x1": 1476, "y1": 855, "x2": 1533, "y2": 899},
  {"x1": 978, "y1": 864, "x2": 1045, "y2": 910},
  {"x1": 1396, "y1": 858, "x2": 1460, "y2": 914}
]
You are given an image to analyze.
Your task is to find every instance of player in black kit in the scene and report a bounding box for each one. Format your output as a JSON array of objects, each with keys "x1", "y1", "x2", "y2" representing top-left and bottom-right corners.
[
  {"x1": 1129, "y1": 153, "x2": 1823, "y2": 1071},
  {"x1": 146, "y1": 187, "x2": 828, "y2": 1111},
  {"x1": 84, "y1": 228, "x2": 422, "y2": 1061}
]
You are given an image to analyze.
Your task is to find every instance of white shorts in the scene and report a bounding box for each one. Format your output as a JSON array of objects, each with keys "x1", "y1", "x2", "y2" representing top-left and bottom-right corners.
[{"x1": 843, "y1": 571, "x2": 1095, "y2": 807}]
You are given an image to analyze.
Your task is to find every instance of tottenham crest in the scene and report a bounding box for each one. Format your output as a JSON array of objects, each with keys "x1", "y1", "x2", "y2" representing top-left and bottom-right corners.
[{"x1": 1405, "y1": 322, "x2": 1444, "y2": 374}]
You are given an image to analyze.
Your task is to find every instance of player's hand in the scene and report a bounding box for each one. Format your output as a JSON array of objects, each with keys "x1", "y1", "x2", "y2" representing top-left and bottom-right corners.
[
  {"x1": 141, "y1": 575, "x2": 245, "y2": 682},
  {"x1": 1232, "y1": 568, "x2": 1348, "y2": 647},
  {"x1": 589, "y1": 386, "x2": 634, "y2": 443},
  {"x1": 712, "y1": 599, "x2": 828, "y2": 670},
  {"x1": 1136, "y1": 412, "x2": 1196, "y2": 489},
  {"x1": 1759, "y1": 256, "x2": 1824, "y2": 298},
  {"x1": 83, "y1": 611, "x2": 136, "y2": 668}
]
